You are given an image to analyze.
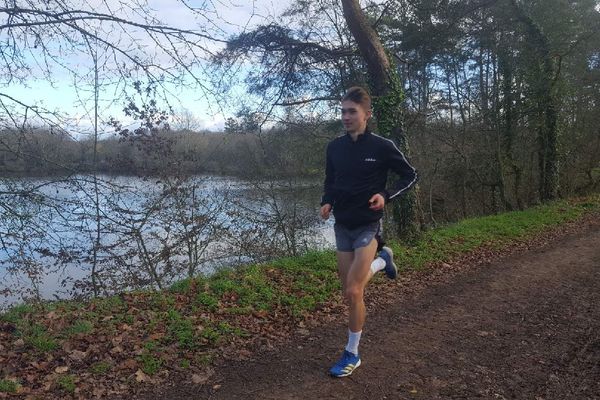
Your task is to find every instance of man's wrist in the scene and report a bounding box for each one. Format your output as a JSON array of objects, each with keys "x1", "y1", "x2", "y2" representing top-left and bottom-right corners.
[{"x1": 378, "y1": 191, "x2": 390, "y2": 203}]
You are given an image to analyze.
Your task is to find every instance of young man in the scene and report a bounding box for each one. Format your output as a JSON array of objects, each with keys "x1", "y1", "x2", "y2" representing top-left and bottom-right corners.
[{"x1": 320, "y1": 86, "x2": 417, "y2": 377}]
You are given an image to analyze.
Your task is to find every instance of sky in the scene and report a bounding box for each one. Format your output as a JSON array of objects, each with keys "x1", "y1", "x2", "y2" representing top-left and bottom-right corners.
[{"x1": 1, "y1": 0, "x2": 294, "y2": 136}]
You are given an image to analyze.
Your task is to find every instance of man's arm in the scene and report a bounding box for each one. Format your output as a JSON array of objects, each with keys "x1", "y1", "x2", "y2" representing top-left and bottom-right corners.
[
  {"x1": 321, "y1": 143, "x2": 336, "y2": 206},
  {"x1": 380, "y1": 140, "x2": 418, "y2": 202}
]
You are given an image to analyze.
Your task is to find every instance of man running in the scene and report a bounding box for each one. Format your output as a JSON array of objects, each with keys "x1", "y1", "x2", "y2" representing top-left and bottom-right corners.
[{"x1": 320, "y1": 86, "x2": 417, "y2": 377}]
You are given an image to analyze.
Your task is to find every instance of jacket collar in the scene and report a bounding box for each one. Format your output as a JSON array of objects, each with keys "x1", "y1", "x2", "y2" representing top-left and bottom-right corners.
[{"x1": 345, "y1": 128, "x2": 371, "y2": 142}]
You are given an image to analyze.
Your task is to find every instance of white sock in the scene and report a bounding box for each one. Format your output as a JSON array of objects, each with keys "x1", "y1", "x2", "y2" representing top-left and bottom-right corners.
[
  {"x1": 370, "y1": 257, "x2": 386, "y2": 274},
  {"x1": 345, "y1": 330, "x2": 362, "y2": 356}
]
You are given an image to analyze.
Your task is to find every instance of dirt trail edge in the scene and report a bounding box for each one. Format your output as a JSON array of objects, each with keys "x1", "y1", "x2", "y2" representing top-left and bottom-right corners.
[{"x1": 141, "y1": 217, "x2": 600, "y2": 400}]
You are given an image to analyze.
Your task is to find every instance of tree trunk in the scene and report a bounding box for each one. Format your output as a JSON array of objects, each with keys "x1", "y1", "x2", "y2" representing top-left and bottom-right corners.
[
  {"x1": 340, "y1": 0, "x2": 419, "y2": 240},
  {"x1": 508, "y1": 0, "x2": 559, "y2": 201}
]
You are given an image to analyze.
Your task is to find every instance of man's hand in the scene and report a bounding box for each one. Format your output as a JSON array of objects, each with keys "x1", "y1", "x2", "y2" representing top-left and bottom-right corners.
[
  {"x1": 320, "y1": 203, "x2": 332, "y2": 220},
  {"x1": 368, "y1": 193, "x2": 385, "y2": 211}
]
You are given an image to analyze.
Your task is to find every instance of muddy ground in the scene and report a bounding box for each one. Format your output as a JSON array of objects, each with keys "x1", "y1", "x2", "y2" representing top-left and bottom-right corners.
[{"x1": 138, "y1": 216, "x2": 600, "y2": 400}]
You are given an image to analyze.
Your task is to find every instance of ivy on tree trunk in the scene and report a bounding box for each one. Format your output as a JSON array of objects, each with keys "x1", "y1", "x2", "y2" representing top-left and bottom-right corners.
[{"x1": 340, "y1": 0, "x2": 420, "y2": 240}]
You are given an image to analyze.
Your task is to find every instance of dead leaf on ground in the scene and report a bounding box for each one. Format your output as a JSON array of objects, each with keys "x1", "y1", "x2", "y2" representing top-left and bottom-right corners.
[
  {"x1": 191, "y1": 368, "x2": 214, "y2": 385},
  {"x1": 119, "y1": 358, "x2": 138, "y2": 370},
  {"x1": 135, "y1": 369, "x2": 150, "y2": 383},
  {"x1": 69, "y1": 350, "x2": 87, "y2": 361}
]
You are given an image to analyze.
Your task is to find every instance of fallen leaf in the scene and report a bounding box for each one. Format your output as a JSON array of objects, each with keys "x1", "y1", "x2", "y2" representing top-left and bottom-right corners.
[
  {"x1": 191, "y1": 368, "x2": 213, "y2": 385},
  {"x1": 238, "y1": 349, "x2": 252, "y2": 359},
  {"x1": 119, "y1": 359, "x2": 138, "y2": 370},
  {"x1": 55, "y1": 366, "x2": 69, "y2": 374},
  {"x1": 297, "y1": 328, "x2": 310, "y2": 336},
  {"x1": 69, "y1": 350, "x2": 87, "y2": 361},
  {"x1": 92, "y1": 387, "x2": 106, "y2": 398},
  {"x1": 111, "y1": 337, "x2": 123, "y2": 346},
  {"x1": 149, "y1": 332, "x2": 164, "y2": 341},
  {"x1": 135, "y1": 369, "x2": 149, "y2": 382}
]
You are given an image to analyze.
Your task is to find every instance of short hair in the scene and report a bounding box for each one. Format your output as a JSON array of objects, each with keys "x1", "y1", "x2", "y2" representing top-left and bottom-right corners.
[{"x1": 342, "y1": 86, "x2": 372, "y2": 110}]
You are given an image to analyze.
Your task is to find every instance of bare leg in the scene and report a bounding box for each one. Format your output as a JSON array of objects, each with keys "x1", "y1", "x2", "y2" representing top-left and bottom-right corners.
[
  {"x1": 345, "y1": 239, "x2": 378, "y2": 332},
  {"x1": 337, "y1": 251, "x2": 354, "y2": 295}
]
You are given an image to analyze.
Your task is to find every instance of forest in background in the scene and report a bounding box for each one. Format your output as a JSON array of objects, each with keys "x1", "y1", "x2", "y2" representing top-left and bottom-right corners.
[
  {"x1": 0, "y1": 0, "x2": 599, "y2": 301},
  {"x1": 2, "y1": 0, "x2": 598, "y2": 223}
]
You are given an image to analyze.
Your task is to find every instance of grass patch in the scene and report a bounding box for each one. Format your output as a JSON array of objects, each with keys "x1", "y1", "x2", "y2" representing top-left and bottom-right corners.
[
  {"x1": 139, "y1": 353, "x2": 163, "y2": 375},
  {"x1": 57, "y1": 375, "x2": 76, "y2": 393},
  {"x1": 195, "y1": 292, "x2": 219, "y2": 311},
  {"x1": 199, "y1": 325, "x2": 220, "y2": 344},
  {"x1": 91, "y1": 295, "x2": 126, "y2": 314},
  {"x1": 391, "y1": 197, "x2": 598, "y2": 270},
  {"x1": 0, "y1": 379, "x2": 19, "y2": 393},
  {"x1": 19, "y1": 324, "x2": 59, "y2": 353},
  {"x1": 196, "y1": 353, "x2": 213, "y2": 366},
  {"x1": 64, "y1": 320, "x2": 93, "y2": 337},
  {"x1": 166, "y1": 310, "x2": 197, "y2": 349},
  {"x1": 0, "y1": 304, "x2": 34, "y2": 325},
  {"x1": 90, "y1": 361, "x2": 111, "y2": 375},
  {"x1": 169, "y1": 278, "x2": 192, "y2": 293}
]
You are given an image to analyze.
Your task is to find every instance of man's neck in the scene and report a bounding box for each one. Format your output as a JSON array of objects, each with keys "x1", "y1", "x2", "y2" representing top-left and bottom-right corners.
[{"x1": 348, "y1": 127, "x2": 367, "y2": 142}]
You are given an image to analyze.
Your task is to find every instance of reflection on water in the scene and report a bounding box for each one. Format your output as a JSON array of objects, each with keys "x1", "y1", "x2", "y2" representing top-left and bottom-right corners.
[{"x1": 0, "y1": 175, "x2": 335, "y2": 309}]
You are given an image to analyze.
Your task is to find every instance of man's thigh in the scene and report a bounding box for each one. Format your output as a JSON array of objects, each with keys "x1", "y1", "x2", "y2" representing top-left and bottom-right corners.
[
  {"x1": 346, "y1": 238, "x2": 378, "y2": 289},
  {"x1": 337, "y1": 251, "x2": 354, "y2": 293}
]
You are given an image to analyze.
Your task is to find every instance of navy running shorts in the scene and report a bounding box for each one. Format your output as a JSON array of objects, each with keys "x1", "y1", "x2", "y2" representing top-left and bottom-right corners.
[{"x1": 334, "y1": 220, "x2": 382, "y2": 252}]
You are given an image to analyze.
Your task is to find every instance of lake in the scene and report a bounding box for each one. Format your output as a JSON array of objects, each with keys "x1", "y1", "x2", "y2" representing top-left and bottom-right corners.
[{"x1": 0, "y1": 174, "x2": 335, "y2": 309}]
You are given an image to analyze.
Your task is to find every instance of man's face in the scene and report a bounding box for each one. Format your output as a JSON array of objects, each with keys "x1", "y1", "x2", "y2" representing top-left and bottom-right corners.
[{"x1": 341, "y1": 100, "x2": 371, "y2": 133}]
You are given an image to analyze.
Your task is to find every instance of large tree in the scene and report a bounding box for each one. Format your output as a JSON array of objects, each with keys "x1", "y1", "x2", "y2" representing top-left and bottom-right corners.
[{"x1": 340, "y1": 0, "x2": 419, "y2": 238}]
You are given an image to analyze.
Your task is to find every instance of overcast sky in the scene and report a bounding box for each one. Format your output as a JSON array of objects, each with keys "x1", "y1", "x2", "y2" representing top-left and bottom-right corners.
[{"x1": 2, "y1": 0, "x2": 294, "y2": 135}]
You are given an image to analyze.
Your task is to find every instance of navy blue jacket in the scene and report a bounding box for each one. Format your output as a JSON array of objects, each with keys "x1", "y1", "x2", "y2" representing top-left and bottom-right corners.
[{"x1": 321, "y1": 130, "x2": 417, "y2": 228}]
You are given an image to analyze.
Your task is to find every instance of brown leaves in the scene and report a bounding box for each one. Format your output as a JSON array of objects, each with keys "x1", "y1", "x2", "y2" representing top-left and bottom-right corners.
[
  {"x1": 54, "y1": 366, "x2": 69, "y2": 374},
  {"x1": 191, "y1": 367, "x2": 214, "y2": 385},
  {"x1": 0, "y1": 322, "x2": 16, "y2": 334},
  {"x1": 118, "y1": 358, "x2": 138, "y2": 371},
  {"x1": 135, "y1": 369, "x2": 150, "y2": 383},
  {"x1": 68, "y1": 350, "x2": 87, "y2": 362}
]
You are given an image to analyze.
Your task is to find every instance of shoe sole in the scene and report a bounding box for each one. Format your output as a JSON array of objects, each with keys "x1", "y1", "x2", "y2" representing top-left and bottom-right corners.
[
  {"x1": 331, "y1": 359, "x2": 362, "y2": 378},
  {"x1": 382, "y1": 246, "x2": 397, "y2": 279}
]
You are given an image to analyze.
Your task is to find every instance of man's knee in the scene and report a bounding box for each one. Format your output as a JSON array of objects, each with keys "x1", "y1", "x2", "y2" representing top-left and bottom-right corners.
[{"x1": 344, "y1": 285, "x2": 364, "y2": 303}]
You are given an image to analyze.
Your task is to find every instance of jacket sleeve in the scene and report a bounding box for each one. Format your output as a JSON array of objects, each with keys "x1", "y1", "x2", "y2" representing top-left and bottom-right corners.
[
  {"x1": 380, "y1": 140, "x2": 418, "y2": 202},
  {"x1": 321, "y1": 143, "x2": 336, "y2": 206}
]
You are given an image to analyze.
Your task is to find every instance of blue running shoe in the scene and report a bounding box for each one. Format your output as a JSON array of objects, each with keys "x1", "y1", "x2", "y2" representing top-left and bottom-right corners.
[
  {"x1": 329, "y1": 350, "x2": 361, "y2": 377},
  {"x1": 379, "y1": 246, "x2": 397, "y2": 279}
]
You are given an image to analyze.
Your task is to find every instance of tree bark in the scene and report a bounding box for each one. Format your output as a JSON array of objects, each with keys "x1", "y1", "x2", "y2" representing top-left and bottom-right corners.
[
  {"x1": 508, "y1": 0, "x2": 559, "y2": 201},
  {"x1": 340, "y1": 0, "x2": 419, "y2": 240}
]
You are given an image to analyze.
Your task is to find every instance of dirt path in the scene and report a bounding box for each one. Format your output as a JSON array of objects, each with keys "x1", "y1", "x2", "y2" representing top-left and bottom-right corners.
[{"x1": 143, "y1": 218, "x2": 600, "y2": 400}]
